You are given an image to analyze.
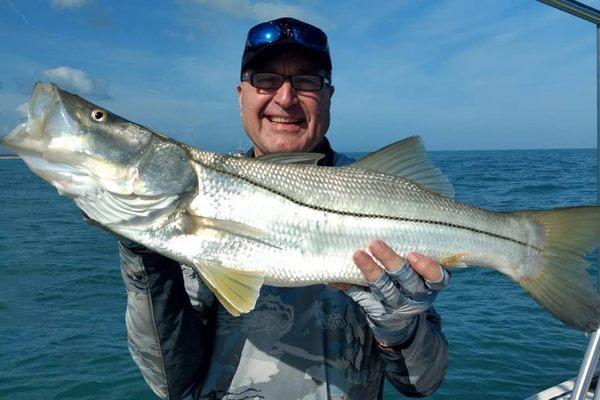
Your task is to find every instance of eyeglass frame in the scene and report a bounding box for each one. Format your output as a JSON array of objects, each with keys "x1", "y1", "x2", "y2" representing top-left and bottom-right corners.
[{"x1": 241, "y1": 70, "x2": 331, "y2": 92}]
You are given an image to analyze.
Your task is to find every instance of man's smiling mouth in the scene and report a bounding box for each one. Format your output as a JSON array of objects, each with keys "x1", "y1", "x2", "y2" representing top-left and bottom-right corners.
[{"x1": 268, "y1": 116, "x2": 304, "y2": 124}]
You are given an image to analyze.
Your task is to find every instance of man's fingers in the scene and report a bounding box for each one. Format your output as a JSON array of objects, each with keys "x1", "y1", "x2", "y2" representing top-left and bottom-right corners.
[
  {"x1": 407, "y1": 252, "x2": 443, "y2": 282},
  {"x1": 368, "y1": 240, "x2": 406, "y2": 272},
  {"x1": 352, "y1": 250, "x2": 384, "y2": 282},
  {"x1": 353, "y1": 245, "x2": 448, "y2": 293}
]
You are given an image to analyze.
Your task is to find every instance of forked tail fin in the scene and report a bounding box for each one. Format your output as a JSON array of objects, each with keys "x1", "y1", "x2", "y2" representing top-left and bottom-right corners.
[{"x1": 515, "y1": 206, "x2": 600, "y2": 332}]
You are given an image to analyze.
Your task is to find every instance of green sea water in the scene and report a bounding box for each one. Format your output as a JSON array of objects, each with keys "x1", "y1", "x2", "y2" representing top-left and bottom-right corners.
[{"x1": 0, "y1": 148, "x2": 597, "y2": 399}]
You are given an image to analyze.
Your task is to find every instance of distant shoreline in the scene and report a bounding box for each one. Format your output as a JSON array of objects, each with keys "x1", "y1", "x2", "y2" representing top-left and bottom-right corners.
[{"x1": 0, "y1": 154, "x2": 19, "y2": 159}]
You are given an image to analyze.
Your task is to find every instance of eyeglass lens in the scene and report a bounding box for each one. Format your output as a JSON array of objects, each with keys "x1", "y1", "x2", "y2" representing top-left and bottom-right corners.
[{"x1": 252, "y1": 73, "x2": 324, "y2": 91}]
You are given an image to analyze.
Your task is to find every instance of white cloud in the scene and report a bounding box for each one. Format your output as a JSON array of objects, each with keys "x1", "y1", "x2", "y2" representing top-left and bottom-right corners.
[
  {"x1": 43, "y1": 66, "x2": 93, "y2": 92},
  {"x1": 0, "y1": 90, "x2": 31, "y2": 141},
  {"x1": 16, "y1": 103, "x2": 28, "y2": 118},
  {"x1": 50, "y1": 0, "x2": 89, "y2": 8},
  {"x1": 41, "y1": 66, "x2": 110, "y2": 99},
  {"x1": 163, "y1": 29, "x2": 181, "y2": 39},
  {"x1": 251, "y1": 2, "x2": 311, "y2": 21},
  {"x1": 163, "y1": 29, "x2": 196, "y2": 42},
  {"x1": 192, "y1": 0, "x2": 323, "y2": 25}
]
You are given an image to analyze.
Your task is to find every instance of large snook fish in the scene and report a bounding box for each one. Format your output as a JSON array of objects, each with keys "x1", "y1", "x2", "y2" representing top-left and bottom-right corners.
[{"x1": 3, "y1": 82, "x2": 600, "y2": 331}]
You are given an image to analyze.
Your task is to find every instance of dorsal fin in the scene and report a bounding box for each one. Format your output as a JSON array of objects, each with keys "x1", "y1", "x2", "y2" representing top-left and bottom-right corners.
[
  {"x1": 349, "y1": 136, "x2": 454, "y2": 197},
  {"x1": 257, "y1": 152, "x2": 324, "y2": 165}
]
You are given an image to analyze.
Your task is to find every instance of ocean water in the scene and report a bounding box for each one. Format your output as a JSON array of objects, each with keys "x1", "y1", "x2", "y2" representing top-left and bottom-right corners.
[{"x1": 0, "y1": 148, "x2": 597, "y2": 400}]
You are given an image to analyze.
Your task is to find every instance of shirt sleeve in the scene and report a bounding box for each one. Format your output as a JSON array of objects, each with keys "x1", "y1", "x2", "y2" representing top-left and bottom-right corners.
[
  {"x1": 119, "y1": 242, "x2": 217, "y2": 399},
  {"x1": 376, "y1": 307, "x2": 448, "y2": 397}
]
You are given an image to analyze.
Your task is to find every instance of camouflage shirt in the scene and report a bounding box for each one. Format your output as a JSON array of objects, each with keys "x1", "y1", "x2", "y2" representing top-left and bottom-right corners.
[{"x1": 118, "y1": 143, "x2": 448, "y2": 400}]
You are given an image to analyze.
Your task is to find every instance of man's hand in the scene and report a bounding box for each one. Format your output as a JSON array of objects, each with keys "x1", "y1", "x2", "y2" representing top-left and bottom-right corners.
[{"x1": 332, "y1": 240, "x2": 450, "y2": 347}]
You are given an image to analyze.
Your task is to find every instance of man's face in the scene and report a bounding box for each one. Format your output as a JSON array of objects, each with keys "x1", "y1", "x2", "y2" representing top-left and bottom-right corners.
[{"x1": 237, "y1": 50, "x2": 334, "y2": 156}]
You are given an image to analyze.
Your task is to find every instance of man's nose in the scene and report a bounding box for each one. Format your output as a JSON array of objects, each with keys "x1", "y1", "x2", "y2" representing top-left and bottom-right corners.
[{"x1": 273, "y1": 80, "x2": 298, "y2": 108}]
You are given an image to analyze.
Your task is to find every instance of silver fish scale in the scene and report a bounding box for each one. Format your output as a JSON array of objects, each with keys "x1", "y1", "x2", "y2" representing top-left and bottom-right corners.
[
  {"x1": 4, "y1": 82, "x2": 596, "y2": 330},
  {"x1": 188, "y1": 149, "x2": 538, "y2": 249},
  {"x1": 179, "y1": 150, "x2": 543, "y2": 285}
]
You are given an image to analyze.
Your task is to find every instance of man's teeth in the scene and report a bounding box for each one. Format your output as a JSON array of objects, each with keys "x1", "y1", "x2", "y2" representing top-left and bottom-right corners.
[{"x1": 269, "y1": 116, "x2": 302, "y2": 123}]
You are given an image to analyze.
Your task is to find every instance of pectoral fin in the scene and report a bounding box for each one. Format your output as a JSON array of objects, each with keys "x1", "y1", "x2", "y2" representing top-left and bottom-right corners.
[
  {"x1": 184, "y1": 214, "x2": 270, "y2": 243},
  {"x1": 439, "y1": 252, "x2": 469, "y2": 268},
  {"x1": 195, "y1": 261, "x2": 264, "y2": 316}
]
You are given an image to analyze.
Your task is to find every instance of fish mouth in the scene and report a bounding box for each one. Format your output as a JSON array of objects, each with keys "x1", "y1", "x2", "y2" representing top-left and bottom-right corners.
[
  {"x1": 28, "y1": 82, "x2": 61, "y2": 135},
  {"x1": 0, "y1": 82, "x2": 62, "y2": 153},
  {"x1": 1, "y1": 83, "x2": 92, "y2": 196},
  {"x1": 0, "y1": 123, "x2": 28, "y2": 151}
]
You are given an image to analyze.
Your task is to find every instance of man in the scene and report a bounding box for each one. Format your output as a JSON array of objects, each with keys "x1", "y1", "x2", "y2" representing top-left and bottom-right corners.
[{"x1": 119, "y1": 17, "x2": 449, "y2": 400}]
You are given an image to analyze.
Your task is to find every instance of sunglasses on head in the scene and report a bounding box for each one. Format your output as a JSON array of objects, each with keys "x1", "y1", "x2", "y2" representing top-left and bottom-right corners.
[{"x1": 246, "y1": 19, "x2": 328, "y2": 52}]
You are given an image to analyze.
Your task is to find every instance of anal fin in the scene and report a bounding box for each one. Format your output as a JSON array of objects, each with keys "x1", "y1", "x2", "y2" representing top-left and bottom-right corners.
[{"x1": 194, "y1": 261, "x2": 264, "y2": 316}]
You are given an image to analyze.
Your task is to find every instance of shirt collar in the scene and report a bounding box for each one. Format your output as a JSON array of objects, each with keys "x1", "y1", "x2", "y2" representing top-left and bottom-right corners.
[{"x1": 245, "y1": 137, "x2": 335, "y2": 167}]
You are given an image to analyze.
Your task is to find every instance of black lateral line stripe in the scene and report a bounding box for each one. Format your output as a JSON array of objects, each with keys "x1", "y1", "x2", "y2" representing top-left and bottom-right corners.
[{"x1": 201, "y1": 161, "x2": 540, "y2": 251}]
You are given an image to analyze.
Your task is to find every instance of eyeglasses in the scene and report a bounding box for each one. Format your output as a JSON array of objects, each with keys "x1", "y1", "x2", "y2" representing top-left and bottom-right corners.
[
  {"x1": 242, "y1": 72, "x2": 330, "y2": 92},
  {"x1": 246, "y1": 19, "x2": 328, "y2": 52}
]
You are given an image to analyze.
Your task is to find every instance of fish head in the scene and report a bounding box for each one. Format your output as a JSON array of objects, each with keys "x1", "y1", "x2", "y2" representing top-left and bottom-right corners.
[
  {"x1": 1, "y1": 82, "x2": 195, "y2": 199},
  {"x1": 1, "y1": 82, "x2": 196, "y2": 227}
]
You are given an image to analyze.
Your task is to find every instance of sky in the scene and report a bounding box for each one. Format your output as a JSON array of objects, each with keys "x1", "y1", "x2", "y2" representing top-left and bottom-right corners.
[{"x1": 0, "y1": 0, "x2": 598, "y2": 152}]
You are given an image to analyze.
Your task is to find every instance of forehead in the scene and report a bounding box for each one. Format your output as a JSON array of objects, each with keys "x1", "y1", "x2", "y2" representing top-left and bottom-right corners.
[{"x1": 254, "y1": 49, "x2": 323, "y2": 74}]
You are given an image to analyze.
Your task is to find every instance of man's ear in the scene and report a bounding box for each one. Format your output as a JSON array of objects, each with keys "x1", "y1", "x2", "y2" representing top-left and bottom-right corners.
[
  {"x1": 236, "y1": 83, "x2": 243, "y2": 114},
  {"x1": 327, "y1": 85, "x2": 335, "y2": 99}
]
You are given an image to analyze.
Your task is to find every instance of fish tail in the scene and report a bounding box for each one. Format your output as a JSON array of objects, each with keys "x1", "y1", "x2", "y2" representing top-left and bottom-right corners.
[{"x1": 515, "y1": 206, "x2": 600, "y2": 331}]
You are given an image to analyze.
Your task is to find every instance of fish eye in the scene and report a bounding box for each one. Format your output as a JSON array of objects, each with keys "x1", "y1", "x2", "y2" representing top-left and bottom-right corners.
[{"x1": 91, "y1": 109, "x2": 107, "y2": 122}]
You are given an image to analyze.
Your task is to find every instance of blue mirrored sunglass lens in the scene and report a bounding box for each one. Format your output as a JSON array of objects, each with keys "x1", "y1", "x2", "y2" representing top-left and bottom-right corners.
[
  {"x1": 291, "y1": 25, "x2": 327, "y2": 50},
  {"x1": 248, "y1": 22, "x2": 282, "y2": 46}
]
